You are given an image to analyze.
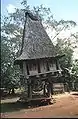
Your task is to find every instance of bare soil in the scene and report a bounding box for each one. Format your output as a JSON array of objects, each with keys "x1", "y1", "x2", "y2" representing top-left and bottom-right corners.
[{"x1": 1, "y1": 92, "x2": 78, "y2": 118}]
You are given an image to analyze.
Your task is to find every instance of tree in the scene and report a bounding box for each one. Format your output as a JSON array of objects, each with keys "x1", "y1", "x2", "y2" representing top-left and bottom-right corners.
[
  {"x1": 55, "y1": 38, "x2": 73, "y2": 68},
  {"x1": 1, "y1": 31, "x2": 20, "y2": 93},
  {"x1": 71, "y1": 60, "x2": 78, "y2": 90}
]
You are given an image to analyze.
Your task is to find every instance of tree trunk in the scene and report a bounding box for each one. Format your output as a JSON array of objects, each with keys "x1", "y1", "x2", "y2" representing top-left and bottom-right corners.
[
  {"x1": 9, "y1": 89, "x2": 11, "y2": 94},
  {"x1": 11, "y1": 88, "x2": 15, "y2": 94}
]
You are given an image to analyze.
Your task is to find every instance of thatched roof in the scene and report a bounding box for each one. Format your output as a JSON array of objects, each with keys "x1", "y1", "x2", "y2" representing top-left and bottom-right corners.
[{"x1": 14, "y1": 11, "x2": 58, "y2": 64}]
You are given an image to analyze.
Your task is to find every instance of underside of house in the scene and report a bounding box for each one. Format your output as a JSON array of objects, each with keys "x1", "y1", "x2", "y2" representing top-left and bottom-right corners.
[{"x1": 14, "y1": 11, "x2": 67, "y2": 104}]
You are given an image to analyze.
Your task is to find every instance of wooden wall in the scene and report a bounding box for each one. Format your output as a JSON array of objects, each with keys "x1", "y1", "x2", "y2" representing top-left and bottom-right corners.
[
  {"x1": 22, "y1": 59, "x2": 60, "y2": 76},
  {"x1": 23, "y1": 61, "x2": 27, "y2": 76},
  {"x1": 28, "y1": 62, "x2": 38, "y2": 75},
  {"x1": 48, "y1": 61, "x2": 56, "y2": 72},
  {"x1": 40, "y1": 60, "x2": 47, "y2": 73}
]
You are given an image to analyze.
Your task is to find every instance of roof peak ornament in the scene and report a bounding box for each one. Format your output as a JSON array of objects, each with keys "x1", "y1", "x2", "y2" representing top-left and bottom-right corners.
[{"x1": 25, "y1": 10, "x2": 39, "y2": 21}]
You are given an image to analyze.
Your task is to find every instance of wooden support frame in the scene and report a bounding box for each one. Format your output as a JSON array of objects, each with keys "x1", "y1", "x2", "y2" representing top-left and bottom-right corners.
[
  {"x1": 27, "y1": 79, "x2": 32, "y2": 98},
  {"x1": 43, "y1": 81, "x2": 46, "y2": 96}
]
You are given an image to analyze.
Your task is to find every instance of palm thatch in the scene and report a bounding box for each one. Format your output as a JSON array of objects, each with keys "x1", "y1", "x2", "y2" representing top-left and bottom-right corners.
[{"x1": 14, "y1": 11, "x2": 57, "y2": 64}]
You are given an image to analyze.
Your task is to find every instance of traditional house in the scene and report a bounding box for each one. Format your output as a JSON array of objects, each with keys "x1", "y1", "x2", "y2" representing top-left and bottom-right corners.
[{"x1": 14, "y1": 11, "x2": 65, "y2": 103}]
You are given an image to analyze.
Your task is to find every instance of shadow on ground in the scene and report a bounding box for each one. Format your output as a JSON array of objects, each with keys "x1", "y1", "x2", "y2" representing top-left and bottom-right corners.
[
  {"x1": 71, "y1": 92, "x2": 78, "y2": 96},
  {"x1": 1, "y1": 100, "x2": 53, "y2": 113},
  {"x1": 1, "y1": 101, "x2": 30, "y2": 113}
]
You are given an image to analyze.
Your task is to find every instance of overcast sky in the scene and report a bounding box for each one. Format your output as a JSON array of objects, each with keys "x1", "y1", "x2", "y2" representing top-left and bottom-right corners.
[{"x1": 1, "y1": 0, "x2": 78, "y2": 60}]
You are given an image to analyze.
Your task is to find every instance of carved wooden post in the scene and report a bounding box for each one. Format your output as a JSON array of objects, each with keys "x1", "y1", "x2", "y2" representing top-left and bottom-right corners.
[
  {"x1": 28, "y1": 80, "x2": 30, "y2": 98},
  {"x1": 47, "y1": 75, "x2": 53, "y2": 98},
  {"x1": 28, "y1": 79, "x2": 32, "y2": 98},
  {"x1": 48, "y1": 76, "x2": 53, "y2": 98},
  {"x1": 30, "y1": 79, "x2": 32, "y2": 98},
  {"x1": 49, "y1": 84, "x2": 52, "y2": 98},
  {"x1": 47, "y1": 82, "x2": 51, "y2": 98},
  {"x1": 56, "y1": 60, "x2": 59, "y2": 70},
  {"x1": 50, "y1": 82, "x2": 53, "y2": 98},
  {"x1": 43, "y1": 81, "x2": 46, "y2": 96}
]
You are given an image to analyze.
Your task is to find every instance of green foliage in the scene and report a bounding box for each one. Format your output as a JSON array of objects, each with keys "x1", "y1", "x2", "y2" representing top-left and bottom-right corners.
[
  {"x1": 55, "y1": 38, "x2": 73, "y2": 68},
  {"x1": 70, "y1": 60, "x2": 78, "y2": 90},
  {"x1": 1, "y1": 37, "x2": 20, "y2": 90},
  {"x1": 1, "y1": 26, "x2": 21, "y2": 91},
  {"x1": 71, "y1": 60, "x2": 78, "y2": 81}
]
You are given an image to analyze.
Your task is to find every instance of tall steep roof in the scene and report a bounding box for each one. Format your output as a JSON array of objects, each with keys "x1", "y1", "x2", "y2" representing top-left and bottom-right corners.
[{"x1": 14, "y1": 11, "x2": 57, "y2": 64}]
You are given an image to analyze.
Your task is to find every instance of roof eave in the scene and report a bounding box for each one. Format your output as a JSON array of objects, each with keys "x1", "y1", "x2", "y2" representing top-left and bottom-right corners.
[{"x1": 14, "y1": 54, "x2": 65, "y2": 65}]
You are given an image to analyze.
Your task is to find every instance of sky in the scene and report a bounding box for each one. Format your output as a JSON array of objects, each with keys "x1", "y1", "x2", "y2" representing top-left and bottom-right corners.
[
  {"x1": 1, "y1": 0, "x2": 78, "y2": 23},
  {"x1": 1, "y1": 0, "x2": 78, "y2": 59}
]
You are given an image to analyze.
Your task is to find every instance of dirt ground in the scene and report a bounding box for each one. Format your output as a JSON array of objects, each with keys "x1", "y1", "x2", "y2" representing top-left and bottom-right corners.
[{"x1": 1, "y1": 92, "x2": 78, "y2": 118}]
